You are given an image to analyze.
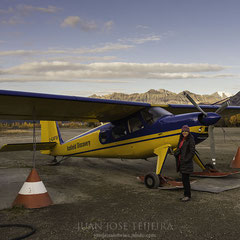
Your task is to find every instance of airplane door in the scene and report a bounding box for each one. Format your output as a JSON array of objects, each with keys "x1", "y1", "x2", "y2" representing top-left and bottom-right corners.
[{"x1": 110, "y1": 122, "x2": 135, "y2": 158}]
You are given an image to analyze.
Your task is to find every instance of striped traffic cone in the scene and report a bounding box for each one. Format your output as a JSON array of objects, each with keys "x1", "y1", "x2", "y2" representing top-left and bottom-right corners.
[
  {"x1": 230, "y1": 147, "x2": 240, "y2": 169},
  {"x1": 12, "y1": 168, "x2": 53, "y2": 208}
]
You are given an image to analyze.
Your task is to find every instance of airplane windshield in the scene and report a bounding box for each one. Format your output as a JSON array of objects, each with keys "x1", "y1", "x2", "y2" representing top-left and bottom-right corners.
[{"x1": 141, "y1": 107, "x2": 172, "y2": 125}]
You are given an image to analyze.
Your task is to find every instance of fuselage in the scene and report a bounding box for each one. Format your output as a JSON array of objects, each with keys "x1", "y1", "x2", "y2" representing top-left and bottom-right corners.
[{"x1": 49, "y1": 107, "x2": 220, "y2": 159}]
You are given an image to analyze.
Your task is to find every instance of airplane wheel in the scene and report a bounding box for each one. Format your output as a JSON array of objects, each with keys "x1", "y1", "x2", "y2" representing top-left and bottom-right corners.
[
  {"x1": 144, "y1": 172, "x2": 160, "y2": 189},
  {"x1": 205, "y1": 163, "x2": 215, "y2": 169}
]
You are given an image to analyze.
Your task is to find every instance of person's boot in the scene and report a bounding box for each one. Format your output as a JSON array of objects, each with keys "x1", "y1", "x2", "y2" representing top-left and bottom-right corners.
[{"x1": 181, "y1": 196, "x2": 190, "y2": 202}]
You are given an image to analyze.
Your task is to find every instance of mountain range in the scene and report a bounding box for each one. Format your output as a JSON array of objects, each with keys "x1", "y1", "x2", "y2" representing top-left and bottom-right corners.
[
  {"x1": 91, "y1": 89, "x2": 235, "y2": 105},
  {"x1": 229, "y1": 91, "x2": 240, "y2": 106}
]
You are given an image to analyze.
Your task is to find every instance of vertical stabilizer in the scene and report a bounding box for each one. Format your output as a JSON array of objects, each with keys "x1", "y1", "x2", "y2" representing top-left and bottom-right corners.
[{"x1": 40, "y1": 121, "x2": 63, "y2": 154}]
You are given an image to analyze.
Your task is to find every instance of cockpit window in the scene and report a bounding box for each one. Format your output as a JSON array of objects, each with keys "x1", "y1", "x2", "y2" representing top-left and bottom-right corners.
[
  {"x1": 99, "y1": 130, "x2": 108, "y2": 143},
  {"x1": 141, "y1": 109, "x2": 154, "y2": 125},
  {"x1": 128, "y1": 116, "x2": 144, "y2": 133},
  {"x1": 141, "y1": 107, "x2": 172, "y2": 125},
  {"x1": 112, "y1": 122, "x2": 127, "y2": 139}
]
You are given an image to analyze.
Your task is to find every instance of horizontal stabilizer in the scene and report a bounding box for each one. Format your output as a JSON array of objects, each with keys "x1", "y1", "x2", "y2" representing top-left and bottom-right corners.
[{"x1": 0, "y1": 142, "x2": 57, "y2": 152}]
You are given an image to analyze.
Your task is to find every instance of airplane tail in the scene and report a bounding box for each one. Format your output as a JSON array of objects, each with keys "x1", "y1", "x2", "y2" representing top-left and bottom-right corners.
[
  {"x1": 40, "y1": 121, "x2": 63, "y2": 154},
  {"x1": 0, "y1": 121, "x2": 61, "y2": 153}
]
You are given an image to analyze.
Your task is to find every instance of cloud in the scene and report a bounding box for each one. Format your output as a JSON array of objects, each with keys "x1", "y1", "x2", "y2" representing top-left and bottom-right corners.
[
  {"x1": 0, "y1": 61, "x2": 233, "y2": 83},
  {"x1": 1, "y1": 17, "x2": 24, "y2": 25},
  {"x1": 83, "y1": 62, "x2": 226, "y2": 73},
  {"x1": 119, "y1": 35, "x2": 161, "y2": 44},
  {"x1": 61, "y1": 16, "x2": 81, "y2": 27},
  {"x1": 76, "y1": 19, "x2": 97, "y2": 31},
  {"x1": 104, "y1": 21, "x2": 114, "y2": 31},
  {"x1": 18, "y1": 5, "x2": 60, "y2": 13},
  {"x1": 43, "y1": 56, "x2": 117, "y2": 62},
  {"x1": 0, "y1": 5, "x2": 61, "y2": 25},
  {"x1": 0, "y1": 44, "x2": 133, "y2": 57},
  {"x1": 0, "y1": 5, "x2": 60, "y2": 15},
  {"x1": 61, "y1": 16, "x2": 114, "y2": 32},
  {"x1": 0, "y1": 50, "x2": 44, "y2": 57},
  {"x1": 0, "y1": 76, "x2": 131, "y2": 83},
  {"x1": 147, "y1": 73, "x2": 226, "y2": 79},
  {"x1": 0, "y1": 7, "x2": 14, "y2": 14},
  {"x1": 86, "y1": 43, "x2": 133, "y2": 53},
  {"x1": 136, "y1": 25, "x2": 150, "y2": 30},
  {"x1": 61, "y1": 16, "x2": 97, "y2": 31}
]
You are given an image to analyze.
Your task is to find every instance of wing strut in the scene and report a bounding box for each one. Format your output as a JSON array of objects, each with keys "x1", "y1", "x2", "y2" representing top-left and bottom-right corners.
[{"x1": 32, "y1": 108, "x2": 37, "y2": 168}]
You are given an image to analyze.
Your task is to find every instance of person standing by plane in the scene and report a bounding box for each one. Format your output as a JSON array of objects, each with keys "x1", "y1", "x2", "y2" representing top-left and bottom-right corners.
[{"x1": 174, "y1": 125, "x2": 195, "y2": 202}]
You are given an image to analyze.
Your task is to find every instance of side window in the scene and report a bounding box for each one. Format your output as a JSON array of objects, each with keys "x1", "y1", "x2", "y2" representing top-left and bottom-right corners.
[
  {"x1": 128, "y1": 116, "x2": 144, "y2": 133},
  {"x1": 141, "y1": 109, "x2": 154, "y2": 125},
  {"x1": 112, "y1": 123, "x2": 127, "y2": 139},
  {"x1": 99, "y1": 130, "x2": 108, "y2": 143}
]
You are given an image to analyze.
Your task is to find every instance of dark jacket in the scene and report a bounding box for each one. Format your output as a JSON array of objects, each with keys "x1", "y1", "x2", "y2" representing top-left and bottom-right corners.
[{"x1": 174, "y1": 133, "x2": 195, "y2": 174}]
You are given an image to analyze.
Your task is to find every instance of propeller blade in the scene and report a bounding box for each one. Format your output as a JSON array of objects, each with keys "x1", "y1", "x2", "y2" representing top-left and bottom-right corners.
[
  {"x1": 209, "y1": 125, "x2": 216, "y2": 166},
  {"x1": 215, "y1": 100, "x2": 229, "y2": 114},
  {"x1": 183, "y1": 91, "x2": 207, "y2": 116}
]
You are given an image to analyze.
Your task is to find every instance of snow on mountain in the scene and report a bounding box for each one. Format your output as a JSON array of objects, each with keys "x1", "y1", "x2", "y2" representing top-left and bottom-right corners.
[{"x1": 217, "y1": 91, "x2": 232, "y2": 98}]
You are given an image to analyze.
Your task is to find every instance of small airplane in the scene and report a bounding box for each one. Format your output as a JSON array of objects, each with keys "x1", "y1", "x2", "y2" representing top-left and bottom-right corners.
[{"x1": 0, "y1": 89, "x2": 239, "y2": 188}]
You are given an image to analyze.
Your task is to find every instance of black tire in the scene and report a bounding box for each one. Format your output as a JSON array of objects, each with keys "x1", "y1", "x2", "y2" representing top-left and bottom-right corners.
[
  {"x1": 144, "y1": 172, "x2": 160, "y2": 189},
  {"x1": 205, "y1": 163, "x2": 215, "y2": 170}
]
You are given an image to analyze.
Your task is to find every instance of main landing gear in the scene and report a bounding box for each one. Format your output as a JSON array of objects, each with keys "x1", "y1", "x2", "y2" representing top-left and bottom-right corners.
[
  {"x1": 144, "y1": 172, "x2": 160, "y2": 189},
  {"x1": 143, "y1": 146, "x2": 237, "y2": 188},
  {"x1": 144, "y1": 144, "x2": 171, "y2": 189}
]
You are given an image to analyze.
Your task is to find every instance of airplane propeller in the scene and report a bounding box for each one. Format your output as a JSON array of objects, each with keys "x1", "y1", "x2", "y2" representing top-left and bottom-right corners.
[
  {"x1": 183, "y1": 91, "x2": 207, "y2": 117},
  {"x1": 215, "y1": 101, "x2": 229, "y2": 114},
  {"x1": 183, "y1": 91, "x2": 229, "y2": 168}
]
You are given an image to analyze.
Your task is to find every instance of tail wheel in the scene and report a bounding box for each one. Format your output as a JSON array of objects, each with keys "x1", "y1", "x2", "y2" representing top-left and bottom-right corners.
[{"x1": 144, "y1": 172, "x2": 160, "y2": 189}]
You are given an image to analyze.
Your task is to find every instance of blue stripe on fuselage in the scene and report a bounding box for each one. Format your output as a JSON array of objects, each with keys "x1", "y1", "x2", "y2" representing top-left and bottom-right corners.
[
  {"x1": 64, "y1": 124, "x2": 110, "y2": 143},
  {"x1": 56, "y1": 122, "x2": 64, "y2": 144}
]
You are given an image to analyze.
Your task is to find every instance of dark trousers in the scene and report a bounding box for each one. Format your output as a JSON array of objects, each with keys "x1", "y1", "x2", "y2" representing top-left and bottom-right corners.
[{"x1": 182, "y1": 173, "x2": 191, "y2": 198}]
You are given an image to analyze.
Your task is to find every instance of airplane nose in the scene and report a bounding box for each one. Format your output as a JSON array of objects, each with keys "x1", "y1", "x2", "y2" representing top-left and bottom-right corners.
[{"x1": 199, "y1": 112, "x2": 221, "y2": 126}]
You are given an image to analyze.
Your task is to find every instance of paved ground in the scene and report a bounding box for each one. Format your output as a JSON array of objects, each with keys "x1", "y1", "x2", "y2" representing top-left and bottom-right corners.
[{"x1": 0, "y1": 127, "x2": 240, "y2": 240}]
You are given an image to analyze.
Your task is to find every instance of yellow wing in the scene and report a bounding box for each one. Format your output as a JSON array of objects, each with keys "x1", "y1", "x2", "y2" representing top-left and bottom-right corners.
[{"x1": 0, "y1": 90, "x2": 150, "y2": 122}]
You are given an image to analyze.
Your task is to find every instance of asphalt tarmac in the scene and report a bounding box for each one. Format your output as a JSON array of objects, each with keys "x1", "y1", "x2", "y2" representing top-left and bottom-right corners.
[{"x1": 0, "y1": 127, "x2": 240, "y2": 240}]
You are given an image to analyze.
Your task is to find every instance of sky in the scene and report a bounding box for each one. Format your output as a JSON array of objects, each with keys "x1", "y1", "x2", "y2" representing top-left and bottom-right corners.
[{"x1": 0, "y1": 0, "x2": 240, "y2": 97}]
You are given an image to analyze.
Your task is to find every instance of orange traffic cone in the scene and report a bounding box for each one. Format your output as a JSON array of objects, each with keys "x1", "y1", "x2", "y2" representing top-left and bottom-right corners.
[
  {"x1": 230, "y1": 147, "x2": 240, "y2": 168},
  {"x1": 12, "y1": 168, "x2": 53, "y2": 208}
]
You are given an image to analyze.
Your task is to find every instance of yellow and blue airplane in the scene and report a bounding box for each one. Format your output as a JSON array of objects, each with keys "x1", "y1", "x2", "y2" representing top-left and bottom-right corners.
[{"x1": 0, "y1": 89, "x2": 239, "y2": 188}]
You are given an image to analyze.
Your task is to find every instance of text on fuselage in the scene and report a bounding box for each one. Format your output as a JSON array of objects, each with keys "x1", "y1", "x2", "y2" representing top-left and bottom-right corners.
[{"x1": 67, "y1": 141, "x2": 91, "y2": 151}]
